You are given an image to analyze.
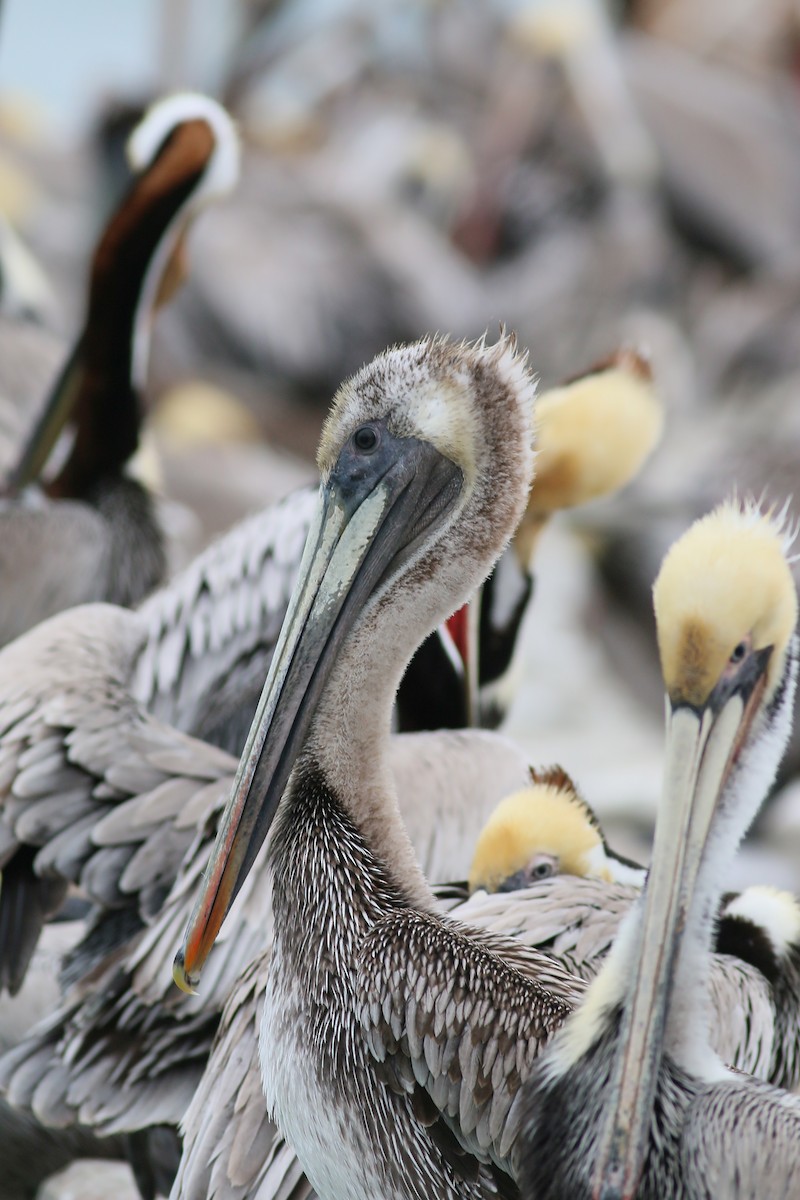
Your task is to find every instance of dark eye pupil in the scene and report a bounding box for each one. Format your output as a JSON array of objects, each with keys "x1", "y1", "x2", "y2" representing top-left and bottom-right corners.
[
  {"x1": 354, "y1": 425, "x2": 378, "y2": 453},
  {"x1": 533, "y1": 863, "x2": 552, "y2": 879},
  {"x1": 731, "y1": 642, "x2": 747, "y2": 663}
]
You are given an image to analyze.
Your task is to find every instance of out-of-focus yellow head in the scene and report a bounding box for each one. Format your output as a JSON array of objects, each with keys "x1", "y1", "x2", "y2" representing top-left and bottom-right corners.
[{"x1": 516, "y1": 349, "x2": 662, "y2": 566}]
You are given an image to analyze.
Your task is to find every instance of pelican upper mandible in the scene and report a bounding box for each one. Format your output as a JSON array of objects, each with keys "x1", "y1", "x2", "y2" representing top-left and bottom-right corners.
[
  {"x1": 0, "y1": 93, "x2": 239, "y2": 645},
  {"x1": 174, "y1": 332, "x2": 589, "y2": 1199},
  {"x1": 518, "y1": 498, "x2": 800, "y2": 1200}
]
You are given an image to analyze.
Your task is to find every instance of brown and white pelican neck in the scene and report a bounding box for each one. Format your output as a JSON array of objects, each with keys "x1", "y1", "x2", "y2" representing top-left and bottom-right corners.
[
  {"x1": 172, "y1": 333, "x2": 601, "y2": 1199},
  {"x1": 518, "y1": 498, "x2": 800, "y2": 1200},
  {"x1": 0, "y1": 94, "x2": 239, "y2": 647},
  {"x1": 8, "y1": 92, "x2": 238, "y2": 500}
]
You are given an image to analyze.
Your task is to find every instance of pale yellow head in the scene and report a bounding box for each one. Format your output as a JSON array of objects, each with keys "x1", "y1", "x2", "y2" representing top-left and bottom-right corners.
[
  {"x1": 468, "y1": 767, "x2": 613, "y2": 893},
  {"x1": 653, "y1": 499, "x2": 798, "y2": 707},
  {"x1": 530, "y1": 349, "x2": 662, "y2": 517}
]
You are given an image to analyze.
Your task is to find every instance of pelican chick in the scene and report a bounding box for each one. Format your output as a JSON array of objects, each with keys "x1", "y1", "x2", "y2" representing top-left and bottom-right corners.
[
  {"x1": 0, "y1": 93, "x2": 239, "y2": 645},
  {"x1": 518, "y1": 498, "x2": 800, "y2": 1200}
]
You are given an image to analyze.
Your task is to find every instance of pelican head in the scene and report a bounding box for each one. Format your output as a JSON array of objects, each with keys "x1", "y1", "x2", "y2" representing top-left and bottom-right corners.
[
  {"x1": 468, "y1": 766, "x2": 644, "y2": 894},
  {"x1": 174, "y1": 333, "x2": 537, "y2": 992},
  {"x1": 125, "y1": 93, "x2": 239, "y2": 386},
  {"x1": 514, "y1": 349, "x2": 662, "y2": 566},
  {"x1": 593, "y1": 497, "x2": 799, "y2": 1200},
  {"x1": 127, "y1": 92, "x2": 240, "y2": 214}
]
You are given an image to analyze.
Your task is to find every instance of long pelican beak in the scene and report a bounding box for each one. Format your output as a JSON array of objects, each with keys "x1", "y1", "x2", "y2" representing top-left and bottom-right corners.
[
  {"x1": 4, "y1": 342, "x2": 85, "y2": 494},
  {"x1": 173, "y1": 431, "x2": 462, "y2": 992},
  {"x1": 592, "y1": 650, "x2": 770, "y2": 1200}
]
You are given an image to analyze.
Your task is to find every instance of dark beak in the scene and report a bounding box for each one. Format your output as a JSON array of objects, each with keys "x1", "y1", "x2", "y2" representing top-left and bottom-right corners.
[{"x1": 174, "y1": 432, "x2": 461, "y2": 992}]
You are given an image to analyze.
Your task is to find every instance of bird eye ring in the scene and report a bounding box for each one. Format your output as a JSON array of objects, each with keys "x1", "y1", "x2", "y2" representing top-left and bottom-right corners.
[{"x1": 353, "y1": 425, "x2": 380, "y2": 454}]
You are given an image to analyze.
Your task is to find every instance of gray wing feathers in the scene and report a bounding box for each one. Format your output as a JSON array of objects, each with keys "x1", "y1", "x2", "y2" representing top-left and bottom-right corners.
[
  {"x1": 172, "y1": 952, "x2": 312, "y2": 1200},
  {"x1": 681, "y1": 1079, "x2": 800, "y2": 1199},
  {"x1": 455, "y1": 880, "x2": 780, "y2": 1081},
  {"x1": 707, "y1": 954, "x2": 775, "y2": 1081},
  {"x1": 0, "y1": 820, "x2": 276, "y2": 1137},
  {"x1": 0, "y1": 603, "x2": 239, "y2": 987},
  {"x1": 133, "y1": 487, "x2": 318, "y2": 747},
  {"x1": 452, "y1": 877, "x2": 637, "y2": 980},
  {"x1": 357, "y1": 909, "x2": 582, "y2": 1169}
]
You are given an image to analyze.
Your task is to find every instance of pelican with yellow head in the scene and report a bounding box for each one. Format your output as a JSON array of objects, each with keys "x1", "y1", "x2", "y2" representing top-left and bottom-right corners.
[{"x1": 519, "y1": 498, "x2": 800, "y2": 1200}]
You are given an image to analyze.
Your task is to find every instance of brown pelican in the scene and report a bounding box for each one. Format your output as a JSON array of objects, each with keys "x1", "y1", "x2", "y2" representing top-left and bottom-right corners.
[
  {"x1": 0, "y1": 337, "x2": 576, "y2": 1194},
  {"x1": 518, "y1": 498, "x2": 800, "y2": 1200},
  {"x1": 0, "y1": 341, "x2": 660, "y2": 1193},
  {"x1": 170, "y1": 331, "x2": 591, "y2": 1199},
  {"x1": 0, "y1": 92, "x2": 239, "y2": 646}
]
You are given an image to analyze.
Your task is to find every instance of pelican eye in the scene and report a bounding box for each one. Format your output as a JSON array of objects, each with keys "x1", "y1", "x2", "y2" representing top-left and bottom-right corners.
[
  {"x1": 719, "y1": 632, "x2": 755, "y2": 689},
  {"x1": 353, "y1": 425, "x2": 380, "y2": 454},
  {"x1": 729, "y1": 641, "x2": 749, "y2": 665},
  {"x1": 527, "y1": 855, "x2": 558, "y2": 881}
]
